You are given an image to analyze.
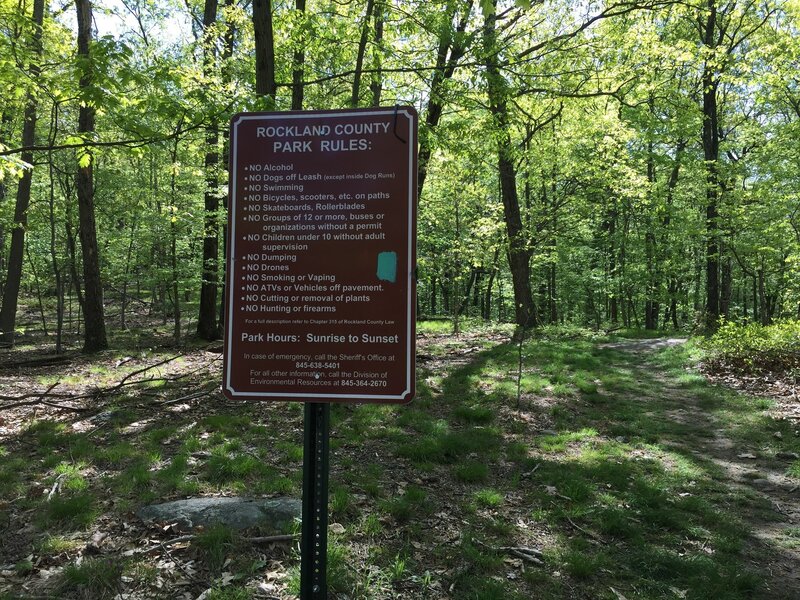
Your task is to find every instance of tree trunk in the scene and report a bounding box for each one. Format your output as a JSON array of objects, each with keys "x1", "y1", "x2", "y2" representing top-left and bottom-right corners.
[
  {"x1": 369, "y1": 5, "x2": 384, "y2": 107},
  {"x1": 720, "y1": 251, "x2": 732, "y2": 319},
  {"x1": 292, "y1": 0, "x2": 305, "y2": 110},
  {"x1": 417, "y1": 0, "x2": 472, "y2": 199},
  {"x1": 0, "y1": 0, "x2": 45, "y2": 347},
  {"x1": 75, "y1": 0, "x2": 108, "y2": 352},
  {"x1": 350, "y1": 0, "x2": 375, "y2": 107},
  {"x1": 0, "y1": 112, "x2": 12, "y2": 297},
  {"x1": 483, "y1": 1, "x2": 536, "y2": 329},
  {"x1": 48, "y1": 148, "x2": 64, "y2": 353},
  {"x1": 252, "y1": 0, "x2": 277, "y2": 106},
  {"x1": 701, "y1": 0, "x2": 721, "y2": 330},
  {"x1": 197, "y1": 0, "x2": 221, "y2": 340}
]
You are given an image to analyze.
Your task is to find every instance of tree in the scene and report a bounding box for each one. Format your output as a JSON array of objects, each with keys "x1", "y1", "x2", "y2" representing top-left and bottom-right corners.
[
  {"x1": 197, "y1": 0, "x2": 222, "y2": 340},
  {"x1": 74, "y1": 0, "x2": 108, "y2": 352},
  {"x1": 0, "y1": 0, "x2": 45, "y2": 347}
]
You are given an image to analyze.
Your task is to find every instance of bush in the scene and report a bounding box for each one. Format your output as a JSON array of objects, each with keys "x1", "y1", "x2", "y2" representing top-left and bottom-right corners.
[{"x1": 704, "y1": 320, "x2": 800, "y2": 373}]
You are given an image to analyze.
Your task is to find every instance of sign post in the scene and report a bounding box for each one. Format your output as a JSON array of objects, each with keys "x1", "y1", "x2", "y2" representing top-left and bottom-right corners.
[
  {"x1": 300, "y1": 402, "x2": 330, "y2": 599},
  {"x1": 223, "y1": 107, "x2": 418, "y2": 598}
]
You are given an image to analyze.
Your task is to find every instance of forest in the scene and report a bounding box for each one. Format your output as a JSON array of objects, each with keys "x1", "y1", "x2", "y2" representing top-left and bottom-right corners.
[
  {"x1": 0, "y1": 0, "x2": 798, "y2": 349},
  {"x1": 2, "y1": 0, "x2": 800, "y2": 599}
]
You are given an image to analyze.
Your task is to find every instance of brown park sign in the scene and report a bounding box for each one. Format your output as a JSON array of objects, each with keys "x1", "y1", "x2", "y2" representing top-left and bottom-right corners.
[{"x1": 222, "y1": 108, "x2": 417, "y2": 403}]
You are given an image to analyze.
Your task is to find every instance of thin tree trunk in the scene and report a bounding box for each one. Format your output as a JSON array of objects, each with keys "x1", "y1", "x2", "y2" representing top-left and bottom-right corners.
[
  {"x1": 418, "y1": 0, "x2": 473, "y2": 199},
  {"x1": 48, "y1": 116, "x2": 64, "y2": 353},
  {"x1": 483, "y1": 1, "x2": 536, "y2": 329},
  {"x1": 0, "y1": 112, "x2": 12, "y2": 297},
  {"x1": 701, "y1": 0, "x2": 721, "y2": 330},
  {"x1": 370, "y1": 4, "x2": 384, "y2": 107},
  {"x1": 0, "y1": 0, "x2": 46, "y2": 347},
  {"x1": 75, "y1": 0, "x2": 108, "y2": 352},
  {"x1": 25, "y1": 244, "x2": 48, "y2": 336},
  {"x1": 197, "y1": 0, "x2": 221, "y2": 340},
  {"x1": 169, "y1": 133, "x2": 182, "y2": 345},
  {"x1": 253, "y1": 0, "x2": 277, "y2": 106},
  {"x1": 350, "y1": 0, "x2": 375, "y2": 107},
  {"x1": 292, "y1": 0, "x2": 305, "y2": 110}
]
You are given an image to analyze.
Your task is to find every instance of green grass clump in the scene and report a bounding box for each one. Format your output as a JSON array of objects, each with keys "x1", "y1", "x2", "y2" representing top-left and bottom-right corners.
[
  {"x1": 380, "y1": 486, "x2": 427, "y2": 523},
  {"x1": 195, "y1": 524, "x2": 237, "y2": 574},
  {"x1": 206, "y1": 448, "x2": 261, "y2": 484},
  {"x1": 205, "y1": 586, "x2": 253, "y2": 600},
  {"x1": 60, "y1": 558, "x2": 123, "y2": 599},
  {"x1": 473, "y1": 488, "x2": 503, "y2": 507},
  {"x1": 453, "y1": 404, "x2": 494, "y2": 424},
  {"x1": 455, "y1": 461, "x2": 489, "y2": 483},
  {"x1": 44, "y1": 493, "x2": 97, "y2": 527}
]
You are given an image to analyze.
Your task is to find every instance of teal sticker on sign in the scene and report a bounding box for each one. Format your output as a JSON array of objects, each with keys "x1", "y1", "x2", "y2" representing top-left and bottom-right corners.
[{"x1": 377, "y1": 252, "x2": 397, "y2": 283}]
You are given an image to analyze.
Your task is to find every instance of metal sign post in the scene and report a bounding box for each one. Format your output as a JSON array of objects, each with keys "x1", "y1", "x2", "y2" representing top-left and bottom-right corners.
[{"x1": 300, "y1": 402, "x2": 330, "y2": 599}]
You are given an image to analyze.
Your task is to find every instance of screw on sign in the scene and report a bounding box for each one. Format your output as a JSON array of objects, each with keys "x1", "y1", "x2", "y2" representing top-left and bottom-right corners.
[
  {"x1": 223, "y1": 107, "x2": 417, "y2": 405},
  {"x1": 223, "y1": 107, "x2": 418, "y2": 600}
]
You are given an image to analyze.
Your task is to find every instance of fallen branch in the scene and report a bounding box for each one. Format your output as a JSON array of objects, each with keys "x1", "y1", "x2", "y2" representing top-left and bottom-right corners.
[
  {"x1": 158, "y1": 389, "x2": 215, "y2": 406},
  {"x1": 566, "y1": 516, "x2": 603, "y2": 542},
  {"x1": 472, "y1": 538, "x2": 544, "y2": 565},
  {"x1": 46, "y1": 473, "x2": 68, "y2": 501},
  {"x1": 152, "y1": 533, "x2": 297, "y2": 552},
  {"x1": 1, "y1": 382, "x2": 88, "y2": 412}
]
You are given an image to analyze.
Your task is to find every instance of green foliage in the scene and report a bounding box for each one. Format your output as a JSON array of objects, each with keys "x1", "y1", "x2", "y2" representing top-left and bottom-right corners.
[
  {"x1": 704, "y1": 320, "x2": 800, "y2": 373},
  {"x1": 195, "y1": 524, "x2": 237, "y2": 574},
  {"x1": 60, "y1": 558, "x2": 123, "y2": 599}
]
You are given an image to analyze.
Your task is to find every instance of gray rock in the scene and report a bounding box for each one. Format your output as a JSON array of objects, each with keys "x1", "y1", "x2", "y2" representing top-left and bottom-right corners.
[
  {"x1": 776, "y1": 452, "x2": 800, "y2": 460},
  {"x1": 137, "y1": 497, "x2": 300, "y2": 532}
]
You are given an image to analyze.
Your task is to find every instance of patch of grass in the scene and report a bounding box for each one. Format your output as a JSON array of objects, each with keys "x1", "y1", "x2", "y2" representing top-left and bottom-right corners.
[
  {"x1": 474, "y1": 488, "x2": 503, "y2": 507},
  {"x1": 195, "y1": 524, "x2": 237, "y2": 574},
  {"x1": 276, "y1": 440, "x2": 304, "y2": 462},
  {"x1": 206, "y1": 447, "x2": 262, "y2": 484},
  {"x1": 205, "y1": 586, "x2": 253, "y2": 600},
  {"x1": 327, "y1": 537, "x2": 357, "y2": 594},
  {"x1": 537, "y1": 428, "x2": 597, "y2": 452},
  {"x1": 380, "y1": 486, "x2": 427, "y2": 523},
  {"x1": 202, "y1": 414, "x2": 252, "y2": 436},
  {"x1": 454, "y1": 461, "x2": 489, "y2": 483},
  {"x1": 562, "y1": 548, "x2": 608, "y2": 580},
  {"x1": 37, "y1": 534, "x2": 82, "y2": 555},
  {"x1": 54, "y1": 462, "x2": 89, "y2": 492},
  {"x1": 44, "y1": 492, "x2": 97, "y2": 528},
  {"x1": 453, "y1": 403, "x2": 494, "y2": 424},
  {"x1": 361, "y1": 513, "x2": 382, "y2": 537},
  {"x1": 330, "y1": 485, "x2": 353, "y2": 519},
  {"x1": 99, "y1": 441, "x2": 137, "y2": 466},
  {"x1": 60, "y1": 557, "x2": 123, "y2": 599}
]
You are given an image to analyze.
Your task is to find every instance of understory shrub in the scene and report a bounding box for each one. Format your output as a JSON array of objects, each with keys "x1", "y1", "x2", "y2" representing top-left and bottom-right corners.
[{"x1": 704, "y1": 320, "x2": 800, "y2": 373}]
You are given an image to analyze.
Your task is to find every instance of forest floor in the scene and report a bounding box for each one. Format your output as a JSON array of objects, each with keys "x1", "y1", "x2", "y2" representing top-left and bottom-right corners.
[{"x1": 0, "y1": 324, "x2": 799, "y2": 599}]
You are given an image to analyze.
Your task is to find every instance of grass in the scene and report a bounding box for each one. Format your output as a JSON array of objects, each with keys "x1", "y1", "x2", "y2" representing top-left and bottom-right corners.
[
  {"x1": 1, "y1": 330, "x2": 795, "y2": 598},
  {"x1": 60, "y1": 558, "x2": 124, "y2": 599},
  {"x1": 196, "y1": 524, "x2": 237, "y2": 574}
]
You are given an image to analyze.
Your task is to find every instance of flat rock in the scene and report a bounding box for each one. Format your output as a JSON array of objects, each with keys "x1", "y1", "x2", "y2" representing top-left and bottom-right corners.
[{"x1": 137, "y1": 497, "x2": 300, "y2": 532}]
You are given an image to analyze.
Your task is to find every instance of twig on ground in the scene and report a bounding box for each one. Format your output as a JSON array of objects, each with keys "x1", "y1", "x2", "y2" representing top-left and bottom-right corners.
[
  {"x1": 566, "y1": 516, "x2": 603, "y2": 542},
  {"x1": 159, "y1": 388, "x2": 215, "y2": 406},
  {"x1": 144, "y1": 533, "x2": 298, "y2": 555},
  {"x1": 472, "y1": 538, "x2": 545, "y2": 565},
  {"x1": 46, "y1": 473, "x2": 68, "y2": 501}
]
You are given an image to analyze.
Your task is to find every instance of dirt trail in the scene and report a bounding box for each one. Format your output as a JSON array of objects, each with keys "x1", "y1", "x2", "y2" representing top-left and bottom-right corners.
[{"x1": 611, "y1": 338, "x2": 800, "y2": 599}]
